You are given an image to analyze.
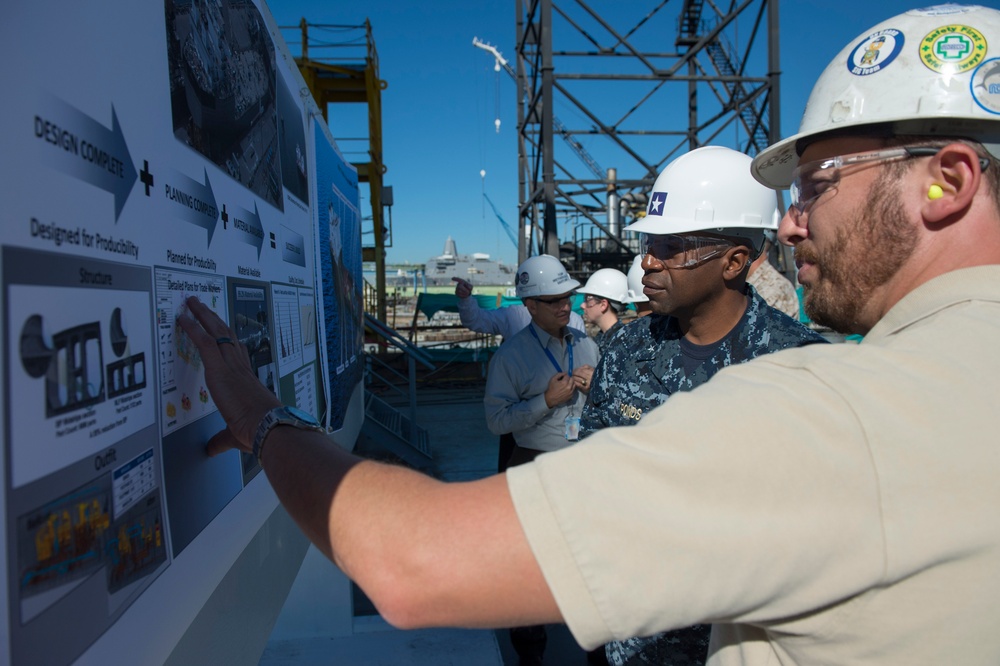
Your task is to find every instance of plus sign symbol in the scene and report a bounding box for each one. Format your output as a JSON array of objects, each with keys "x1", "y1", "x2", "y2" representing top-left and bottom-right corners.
[
  {"x1": 936, "y1": 34, "x2": 971, "y2": 61},
  {"x1": 139, "y1": 160, "x2": 154, "y2": 196}
]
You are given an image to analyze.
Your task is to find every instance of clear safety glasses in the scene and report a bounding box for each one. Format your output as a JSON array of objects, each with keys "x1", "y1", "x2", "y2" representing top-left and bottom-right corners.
[
  {"x1": 788, "y1": 145, "x2": 986, "y2": 215},
  {"x1": 640, "y1": 233, "x2": 736, "y2": 269}
]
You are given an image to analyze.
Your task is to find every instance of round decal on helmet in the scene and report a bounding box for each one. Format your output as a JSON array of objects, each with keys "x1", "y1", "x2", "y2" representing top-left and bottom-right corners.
[
  {"x1": 847, "y1": 29, "x2": 904, "y2": 76},
  {"x1": 971, "y1": 58, "x2": 1000, "y2": 115},
  {"x1": 920, "y1": 24, "x2": 988, "y2": 74},
  {"x1": 518, "y1": 271, "x2": 529, "y2": 285}
]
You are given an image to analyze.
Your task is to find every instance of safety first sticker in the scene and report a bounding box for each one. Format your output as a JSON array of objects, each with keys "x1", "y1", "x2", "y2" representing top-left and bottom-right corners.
[
  {"x1": 919, "y1": 24, "x2": 987, "y2": 74},
  {"x1": 847, "y1": 29, "x2": 904, "y2": 76},
  {"x1": 971, "y1": 58, "x2": 1000, "y2": 115}
]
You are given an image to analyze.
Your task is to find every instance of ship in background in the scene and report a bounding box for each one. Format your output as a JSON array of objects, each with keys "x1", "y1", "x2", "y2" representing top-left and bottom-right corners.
[{"x1": 423, "y1": 236, "x2": 515, "y2": 287}]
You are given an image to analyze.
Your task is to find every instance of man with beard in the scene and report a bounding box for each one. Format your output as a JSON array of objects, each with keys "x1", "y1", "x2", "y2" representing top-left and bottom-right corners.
[
  {"x1": 579, "y1": 146, "x2": 824, "y2": 666},
  {"x1": 179, "y1": 5, "x2": 1000, "y2": 665}
]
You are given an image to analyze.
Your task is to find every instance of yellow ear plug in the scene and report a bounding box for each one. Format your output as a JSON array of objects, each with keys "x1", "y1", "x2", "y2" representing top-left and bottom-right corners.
[{"x1": 928, "y1": 184, "x2": 944, "y2": 200}]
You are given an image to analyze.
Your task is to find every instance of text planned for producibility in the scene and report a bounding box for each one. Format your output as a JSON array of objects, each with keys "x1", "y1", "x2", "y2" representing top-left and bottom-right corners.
[{"x1": 166, "y1": 249, "x2": 217, "y2": 271}]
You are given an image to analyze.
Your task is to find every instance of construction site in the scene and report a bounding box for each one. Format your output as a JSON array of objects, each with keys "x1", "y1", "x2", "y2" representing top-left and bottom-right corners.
[
  {"x1": 267, "y1": 2, "x2": 790, "y2": 663},
  {"x1": 9, "y1": 1, "x2": 1000, "y2": 663}
]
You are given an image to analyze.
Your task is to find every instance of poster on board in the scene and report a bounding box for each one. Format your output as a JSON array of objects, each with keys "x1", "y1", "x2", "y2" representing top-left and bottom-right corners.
[
  {"x1": 0, "y1": 0, "x2": 343, "y2": 662},
  {"x1": 314, "y1": 124, "x2": 364, "y2": 432}
]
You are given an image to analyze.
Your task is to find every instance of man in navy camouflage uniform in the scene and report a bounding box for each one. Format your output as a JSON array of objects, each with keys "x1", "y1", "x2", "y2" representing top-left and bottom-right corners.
[
  {"x1": 583, "y1": 290, "x2": 822, "y2": 434},
  {"x1": 580, "y1": 147, "x2": 826, "y2": 666}
]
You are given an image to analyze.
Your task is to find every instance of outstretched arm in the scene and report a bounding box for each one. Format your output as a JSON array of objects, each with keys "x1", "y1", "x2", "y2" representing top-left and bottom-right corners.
[
  {"x1": 456, "y1": 294, "x2": 530, "y2": 339},
  {"x1": 178, "y1": 296, "x2": 561, "y2": 629}
]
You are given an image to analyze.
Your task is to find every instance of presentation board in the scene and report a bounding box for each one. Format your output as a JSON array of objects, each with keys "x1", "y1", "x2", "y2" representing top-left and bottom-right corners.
[{"x1": 0, "y1": 1, "x2": 364, "y2": 663}]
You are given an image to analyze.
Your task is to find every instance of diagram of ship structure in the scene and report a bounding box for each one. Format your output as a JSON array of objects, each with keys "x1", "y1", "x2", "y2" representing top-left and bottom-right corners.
[
  {"x1": 423, "y1": 236, "x2": 515, "y2": 287},
  {"x1": 5, "y1": 256, "x2": 169, "y2": 662},
  {"x1": 10, "y1": 281, "x2": 156, "y2": 487}
]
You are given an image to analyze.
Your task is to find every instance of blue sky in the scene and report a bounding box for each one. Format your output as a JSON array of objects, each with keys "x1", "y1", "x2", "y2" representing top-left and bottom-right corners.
[{"x1": 264, "y1": 0, "x2": 936, "y2": 267}]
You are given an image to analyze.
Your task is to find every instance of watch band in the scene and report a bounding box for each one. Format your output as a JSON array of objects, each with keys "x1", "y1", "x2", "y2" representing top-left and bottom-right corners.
[{"x1": 252, "y1": 405, "x2": 324, "y2": 463}]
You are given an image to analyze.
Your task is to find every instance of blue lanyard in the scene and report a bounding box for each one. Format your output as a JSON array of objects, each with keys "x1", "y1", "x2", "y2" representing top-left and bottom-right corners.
[{"x1": 529, "y1": 325, "x2": 573, "y2": 375}]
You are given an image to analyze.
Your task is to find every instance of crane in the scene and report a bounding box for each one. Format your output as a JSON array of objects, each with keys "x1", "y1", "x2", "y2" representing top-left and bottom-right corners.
[
  {"x1": 473, "y1": 37, "x2": 605, "y2": 180},
  {"x1": 483, "y1": 192, "x2": 519, "y2": 250}
]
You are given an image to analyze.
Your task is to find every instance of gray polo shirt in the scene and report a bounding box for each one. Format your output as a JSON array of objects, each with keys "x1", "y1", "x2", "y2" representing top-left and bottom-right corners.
[{"x1": 484, "y1": 321, "x2": 599, "y2": 452}]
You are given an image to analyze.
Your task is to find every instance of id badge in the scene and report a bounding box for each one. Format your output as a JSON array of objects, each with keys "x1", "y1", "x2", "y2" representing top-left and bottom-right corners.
[{"x1": 564, "y1": 416, "x2": 580, "y2": 441}]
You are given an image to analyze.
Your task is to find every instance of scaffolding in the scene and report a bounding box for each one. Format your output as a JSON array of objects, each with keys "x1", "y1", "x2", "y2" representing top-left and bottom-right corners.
[
  {"x1": 515, "y1": 0, "x2": 783, "y2": 276},
  {"x1": 283, "y1": 20, "x2": 390, "y2": 323}
]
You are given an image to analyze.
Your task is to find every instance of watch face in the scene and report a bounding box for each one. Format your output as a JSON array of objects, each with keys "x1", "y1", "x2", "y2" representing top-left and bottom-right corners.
[{"x1": 285, "y1": 405, "x2": 321, "y2": 427}]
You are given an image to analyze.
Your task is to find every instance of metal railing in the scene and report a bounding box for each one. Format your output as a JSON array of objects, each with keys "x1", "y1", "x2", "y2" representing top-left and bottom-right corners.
[{"x1": 363, "y1": 313, "x2": 435, "y2": 452}]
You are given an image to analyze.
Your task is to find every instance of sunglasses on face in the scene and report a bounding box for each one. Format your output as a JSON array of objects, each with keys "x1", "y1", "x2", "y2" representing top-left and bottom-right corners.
[{"x1": 641, "y1": 233, "x2": 736, "y2": 269}]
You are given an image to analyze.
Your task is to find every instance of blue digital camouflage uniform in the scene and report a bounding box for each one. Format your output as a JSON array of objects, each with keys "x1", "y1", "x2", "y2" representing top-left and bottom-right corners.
[
  {"x1": 594, "y1": 319, "x2": 624, "y2": 355},
  {"x1": 580, "y1": 286, "x2": 827, "y2": 666},
  {"x1": 581, "y1": 286, "x2": 825, "y2": 437}
]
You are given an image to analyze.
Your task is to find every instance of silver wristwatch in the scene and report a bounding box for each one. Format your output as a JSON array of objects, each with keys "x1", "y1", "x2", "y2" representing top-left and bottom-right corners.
[{"x1": 252, "y1": 405, "x2": 325, "y2": 462}]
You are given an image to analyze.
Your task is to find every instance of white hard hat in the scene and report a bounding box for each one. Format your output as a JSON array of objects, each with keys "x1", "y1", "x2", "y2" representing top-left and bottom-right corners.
[
  {"x1": 578, "y1": 268, "x2": 628, "y2": 303},
  {"x1": 624, "y1": 255, "x2": 649, "y2": 303},
  {"x1": 626, "y1": 146, "x2": 778, "y2": 254},
  {"x1": 753, "y1": 4, "x2": 1000, "y2": 188},
  {"x1": 515, "y1": 254, "x2": 581, "y2": 298}
]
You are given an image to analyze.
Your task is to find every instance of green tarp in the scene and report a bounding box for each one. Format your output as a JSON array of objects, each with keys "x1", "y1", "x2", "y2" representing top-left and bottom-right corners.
[{"x1": 414, "y1": 293, "x2": 588, "y2": 321}]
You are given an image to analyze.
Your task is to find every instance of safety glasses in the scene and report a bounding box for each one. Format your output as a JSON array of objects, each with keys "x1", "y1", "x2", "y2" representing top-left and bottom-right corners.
[
  {"x1": 641, "y1": 233, "x2": 736, "y2": 269},
  {"x1": 789, "y1": 145, "x2": 990, "y2": 215}
]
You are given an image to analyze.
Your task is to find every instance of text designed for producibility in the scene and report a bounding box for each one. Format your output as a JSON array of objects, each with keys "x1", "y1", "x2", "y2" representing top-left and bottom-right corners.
[{"x1": 30, "y1": 217, "x2": 139, "y2": 260}]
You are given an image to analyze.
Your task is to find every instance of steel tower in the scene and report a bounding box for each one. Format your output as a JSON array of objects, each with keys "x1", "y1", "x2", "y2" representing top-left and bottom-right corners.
[{"x1": 515, "y1": 0, "x2": 782, "y2": 274}]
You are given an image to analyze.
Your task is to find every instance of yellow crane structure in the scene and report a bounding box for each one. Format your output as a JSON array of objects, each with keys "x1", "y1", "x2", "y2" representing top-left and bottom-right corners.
[{"x1": 289, "y1": 19, "x2": 389, "y2": 323}]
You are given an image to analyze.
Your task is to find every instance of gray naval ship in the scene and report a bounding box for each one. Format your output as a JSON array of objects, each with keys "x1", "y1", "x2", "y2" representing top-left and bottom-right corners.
[{"x1": 423, "y1": 236, "x2": 515, "y2": 286}]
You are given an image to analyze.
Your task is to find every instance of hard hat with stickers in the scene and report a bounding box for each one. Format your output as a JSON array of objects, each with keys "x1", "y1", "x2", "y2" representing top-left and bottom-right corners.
[
  {"x1": 753, "y1": 4, "x2": 1000, "y2": 189},
  {"x1": 514, "y1": 254, "x2": 581, "y2": 299}
]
